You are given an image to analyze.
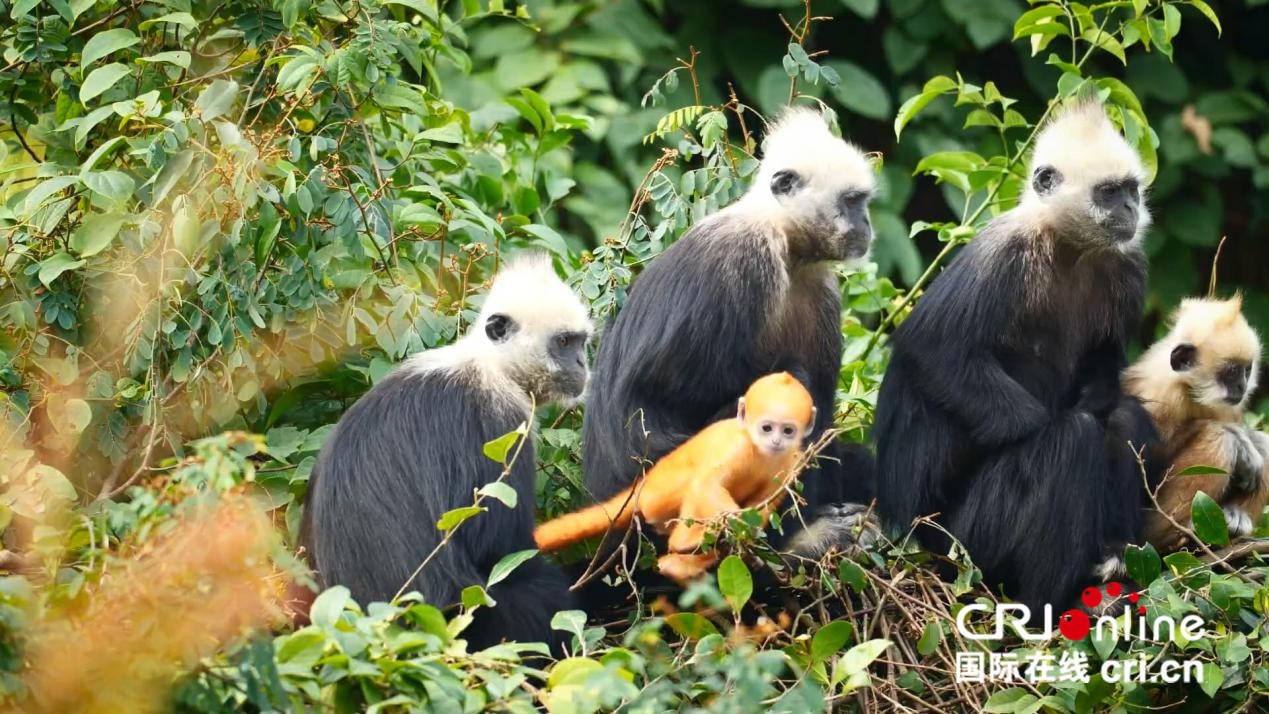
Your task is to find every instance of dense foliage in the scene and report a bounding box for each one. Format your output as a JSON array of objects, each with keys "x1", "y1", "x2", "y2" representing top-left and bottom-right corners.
[{"x1": 1, "y1": 0, "x2": 1268, "y2": 711}]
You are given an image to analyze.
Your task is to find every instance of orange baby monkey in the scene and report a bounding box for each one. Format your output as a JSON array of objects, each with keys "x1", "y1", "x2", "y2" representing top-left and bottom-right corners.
[{"x1": 534, "y1": 372, "x2": 816, "y2": 582}]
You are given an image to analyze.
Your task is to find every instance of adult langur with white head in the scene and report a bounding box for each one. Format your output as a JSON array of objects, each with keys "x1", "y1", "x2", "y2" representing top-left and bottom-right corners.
[
  {"x1": 583, "y1": 107, "x2": 880, "y2": 553},
  {"x1": 875, "y1": 100, "x2": 1161, "y2": 610},
  {"x1": 301, "y1": 254, "x2": 592, "y2": 652}
]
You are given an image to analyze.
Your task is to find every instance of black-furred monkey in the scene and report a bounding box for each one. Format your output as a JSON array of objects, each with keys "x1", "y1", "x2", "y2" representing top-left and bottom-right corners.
[
  {"x1": 875, "y1": 101, "x2": 1160, "y2": 610},
  {"x1": 301, "y1": 254, "x2": 592, "y2": 652}
]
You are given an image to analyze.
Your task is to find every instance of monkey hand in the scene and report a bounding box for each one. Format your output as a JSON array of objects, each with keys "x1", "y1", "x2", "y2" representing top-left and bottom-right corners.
[
  {"x1": 657, "y1": 553, "x2": 716, "y2": 584},
  {"x1": 970, "y1": 398, "x2": 1047, "y2": 446},
  {"x1": 1073, "y1": 378, "x2": 1119, "y2": 421},
  {"x1": 1222, "y1": 506, "x2": 1256, "y2": 538},
  {"x1": 1224, "y1": 424, "x2": 1265, "y2": 494}
]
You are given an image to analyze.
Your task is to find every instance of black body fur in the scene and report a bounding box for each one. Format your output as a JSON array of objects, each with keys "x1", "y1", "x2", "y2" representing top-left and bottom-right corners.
[
  {"x1": 301, "y1": 366, "x2": 572, "y2": 651},
  {"x1": 875, "y1": 218, "x2": 1158, "y2": 609}
]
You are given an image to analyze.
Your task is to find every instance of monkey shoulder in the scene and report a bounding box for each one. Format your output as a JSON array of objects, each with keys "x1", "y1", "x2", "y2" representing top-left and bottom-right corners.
[
  {"x1": 895, "y1": 224, "x2": 1027, "y2": 348},
  {"x1": 319, "y1": 363, "x2": 530, "y2": 500},
  {"x1": 650, "y1": 419, "x2": 747, "y2": 480}
]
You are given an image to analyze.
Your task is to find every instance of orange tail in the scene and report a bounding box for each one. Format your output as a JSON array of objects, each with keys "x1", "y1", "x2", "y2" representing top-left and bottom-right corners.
[{"x1": 534, "y1": 488, "x2": 638, "y2": 552}]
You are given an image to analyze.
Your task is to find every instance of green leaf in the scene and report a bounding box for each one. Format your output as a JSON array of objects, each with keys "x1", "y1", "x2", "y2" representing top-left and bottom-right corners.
[
  {"x1": 838, "y1": 559, "x2": 867, "y2": 592},
  {"x1": 138, "y1": 11, "x2": 196, "y2": 29},
  {"x1": 1185, "y1": 0, "x2": 1220, "y2": 36},
  {"x1": 522, "y1": 224, "x2": 569, "y2": 257},
  {"x1": 984, "y1": 688, "x2": 1036, "y2": 713},
  {"x1": 916, "y1": 620, "x2": 943, "y2": 656},
  {"x1": 195, "y1": 80, "x2": 239, "y2": 122},
  {"x1": 64, "y1": 398, "x2": 92, "y2": 433},
  {"x1": 309, "y1": 585, "x2": 350, "y2": 628},
  {"x1": 461, "y1": 585, "x2": 493, "y2": 609},
  {"x1": 487, "y1": 549, "x2": 537, "y2": 587},
  {"x1": 477, "y1": 481, "x2": 517, "y2": 508},
  {"x1": 80, "y1": 28, "x2": 139, "y2": 71},
  {"x1": 1191, "y1": 491, "x2": 1229, "y2": 546},
  {"x1": 138, "y1": 51, "x2": 191, "y2": 69},
  {"x1": 38, "y1": 252, "x2": 86, "y2": 286},
  {"x1": 717, "y1": 555, "x2": 752, "y2": 611},
  {"x1": 1124, "y1": 542, "x2": 1162, "y2": 585},
  {"x1": 825, "y1": 61, "x2": 891, "y2": 121},
  {"x1": 82, "y1": 170, "x2": 135, "y2": 202},
  {"x1": 840, "y1": 639, "x2": 891, "y2": 674},
  {"x1": 811, "y1": 620, "x2": 853, "y2": 662},
  {"x1": 547, "y1": 657, "x2": 603, "y2": 688},
  {"x1": 665, "y1": 612, "x2": 718, "y2": 640},
  {"x1": 894, "y1": 75, "x2": 956, "y2": 139},
  {"x1": 1200, "y1": 662, "x2": 1223, "y2": 697},
  {"x1": 80, "y1": 63, "x2": 131, "y2": 103},
  {"x1": 437, "y1": 506, "x2": 486, "y2": 531},
  {"x1": 1163, "y1": 550, "x2": 1203, "y2": 576},
  {"x1": 23, "y1": 175, "x2": 80, "y2": 214},
  {"x1": 1081, "y1": 28, "x2": 1126, "y2": 64},
  {"x1": 1177, "y1": 465, "x2": 1228, "y2": 476},
  {"x1": 70, "y1": 212, "x2": 126, "y2": 257},
  {"x1": 483, "y1": 425, "x2": 527, "y2": 464},
  {"x1": 839, "y1": 0, "x2": 878, "y2": 19}
]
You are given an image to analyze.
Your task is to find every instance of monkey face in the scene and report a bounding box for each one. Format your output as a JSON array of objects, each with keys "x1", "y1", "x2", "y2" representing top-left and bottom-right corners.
[
  {"x1": 1163, "y1": 296, "x2": 1262, "y2": 411},
  {"x1": 770, "y1": 167, "x2": 874, "y2": 261},
  {"x1": 1022, "y1": 102, "x2": 1151, "y2": 250},
  {"x1": 485, "y1": 313, "x2": 592, "y2": 407},
  {"x1": 747, "y1": 417, "x2": 806, "y2": 456},
  {"x1": 1172, "y1": 343, "x2": 1256, "y2": 408}
]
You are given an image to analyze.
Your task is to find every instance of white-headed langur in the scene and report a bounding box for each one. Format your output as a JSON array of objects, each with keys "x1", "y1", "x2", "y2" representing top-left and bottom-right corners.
[
  {"x1": 1125, "y1": 295, "x2": 1269, "y2": 549},
  {"x1": 582, "y1": 107, "x2": 879, "y2": 553},
  {"x1": 300, "y1": 254, "x2": 592, "y2": 652},
  {"x1": 874, "y1": 101, "x2": 1160, "y2": 610}
]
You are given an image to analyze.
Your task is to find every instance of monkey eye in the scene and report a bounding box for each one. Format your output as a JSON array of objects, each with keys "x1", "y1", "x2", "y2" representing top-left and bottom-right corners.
[
  {"x1": 770, "y1": 169, "x2": 802, "y2": 196},
  {"x1": 486, "y1": 313, "x2": 515, "y2": 342},
  {"x1": 556, "y1": 334, "x2": 569, "y2": 349},
  {"x1": 782, "y1": 425, "x2": 795, "y2": 436},
  {"x1": 1170, "y1": 344, "x2": 1198, "y2": 372},
  {"x1": 761, "y1": 423, "x2": 773, "y2": 433},
  {"x1": 1032, "y1": 165, "x2": 1062, "y2": 195}
]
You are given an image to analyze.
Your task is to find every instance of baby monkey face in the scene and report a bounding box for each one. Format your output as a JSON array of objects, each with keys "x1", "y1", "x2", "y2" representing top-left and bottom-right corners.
[{"x1": 748, "y1": 417, "x2": 806, "y2": 455}]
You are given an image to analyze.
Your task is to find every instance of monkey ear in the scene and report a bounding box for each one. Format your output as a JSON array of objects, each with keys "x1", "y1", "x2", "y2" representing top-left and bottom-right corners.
[
  {"x1": 770, "y1": 169, "x2": 803, "y2": 196},
  {"x1": 737, "y1": 397, "x2": 747, "y2": 423},
  {"x1": 1170, "y1": 344, "x2": 1198, "y2": 372},
  {"x1": 807, "y1": 406, "x2": 818, "y2": 433},
  {"x1": 485, "y1": 313, "x2": 516, "y2": 342}
]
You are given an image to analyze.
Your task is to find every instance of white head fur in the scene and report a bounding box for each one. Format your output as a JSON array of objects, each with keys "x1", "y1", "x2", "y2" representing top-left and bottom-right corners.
[
  {"x1": 1127, "y1": 295, "x2": 1261, "y2": 417},
  {"x1": 406, "y1": 253, "x2": 593, "y2": 410},
  {"x1": 1019, "y1": 100, "x2": 1151, "y2": 250},
  {"x1": 736, "y1": 107, "x2": 876, "y2": 260}
]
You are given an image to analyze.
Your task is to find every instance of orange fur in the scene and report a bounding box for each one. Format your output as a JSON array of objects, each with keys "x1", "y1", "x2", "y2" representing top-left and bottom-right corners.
[
  {"x1": 534, "y1": 373, "x2": 815, "y2": 581},
  {"x1": 1124, "y1": 295, "x2": 1269, "y2": 550}
]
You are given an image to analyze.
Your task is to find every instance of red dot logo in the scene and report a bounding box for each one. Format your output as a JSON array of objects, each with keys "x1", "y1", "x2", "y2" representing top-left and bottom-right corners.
[
  {"x1": 1081, "y1": 587, "x2": 1102, "y2": 608},
  {"x1": 1059, "y1": 609, "x2": 1091, "y2": 640},
  {"x1": 1106, "y1": 582, "x2": 1122, "y2": 596},
  {"x1": 1139, "y1": 606, "x2": 1146, "y2": 614},
  {"x1": 1128, "y1": 592, "x2": 1139, "y2": 603}
]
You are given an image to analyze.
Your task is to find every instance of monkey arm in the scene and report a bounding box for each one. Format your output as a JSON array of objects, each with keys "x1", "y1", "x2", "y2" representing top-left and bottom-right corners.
[
  {"x1": 893, "y1": 237, "x2": 1047, "y2": 446},
  {"x1": 666, "y1": 479, "x2": 744, "y2": 554}
]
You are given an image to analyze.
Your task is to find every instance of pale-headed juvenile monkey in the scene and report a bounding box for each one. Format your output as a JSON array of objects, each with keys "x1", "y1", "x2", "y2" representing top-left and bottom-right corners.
[
  {"x1": 535, "y1": 372, "x2": 815, "y2": 583},
  {"x1": 1124, "y1": 295, "x2": 1269, "y2": 549}
]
